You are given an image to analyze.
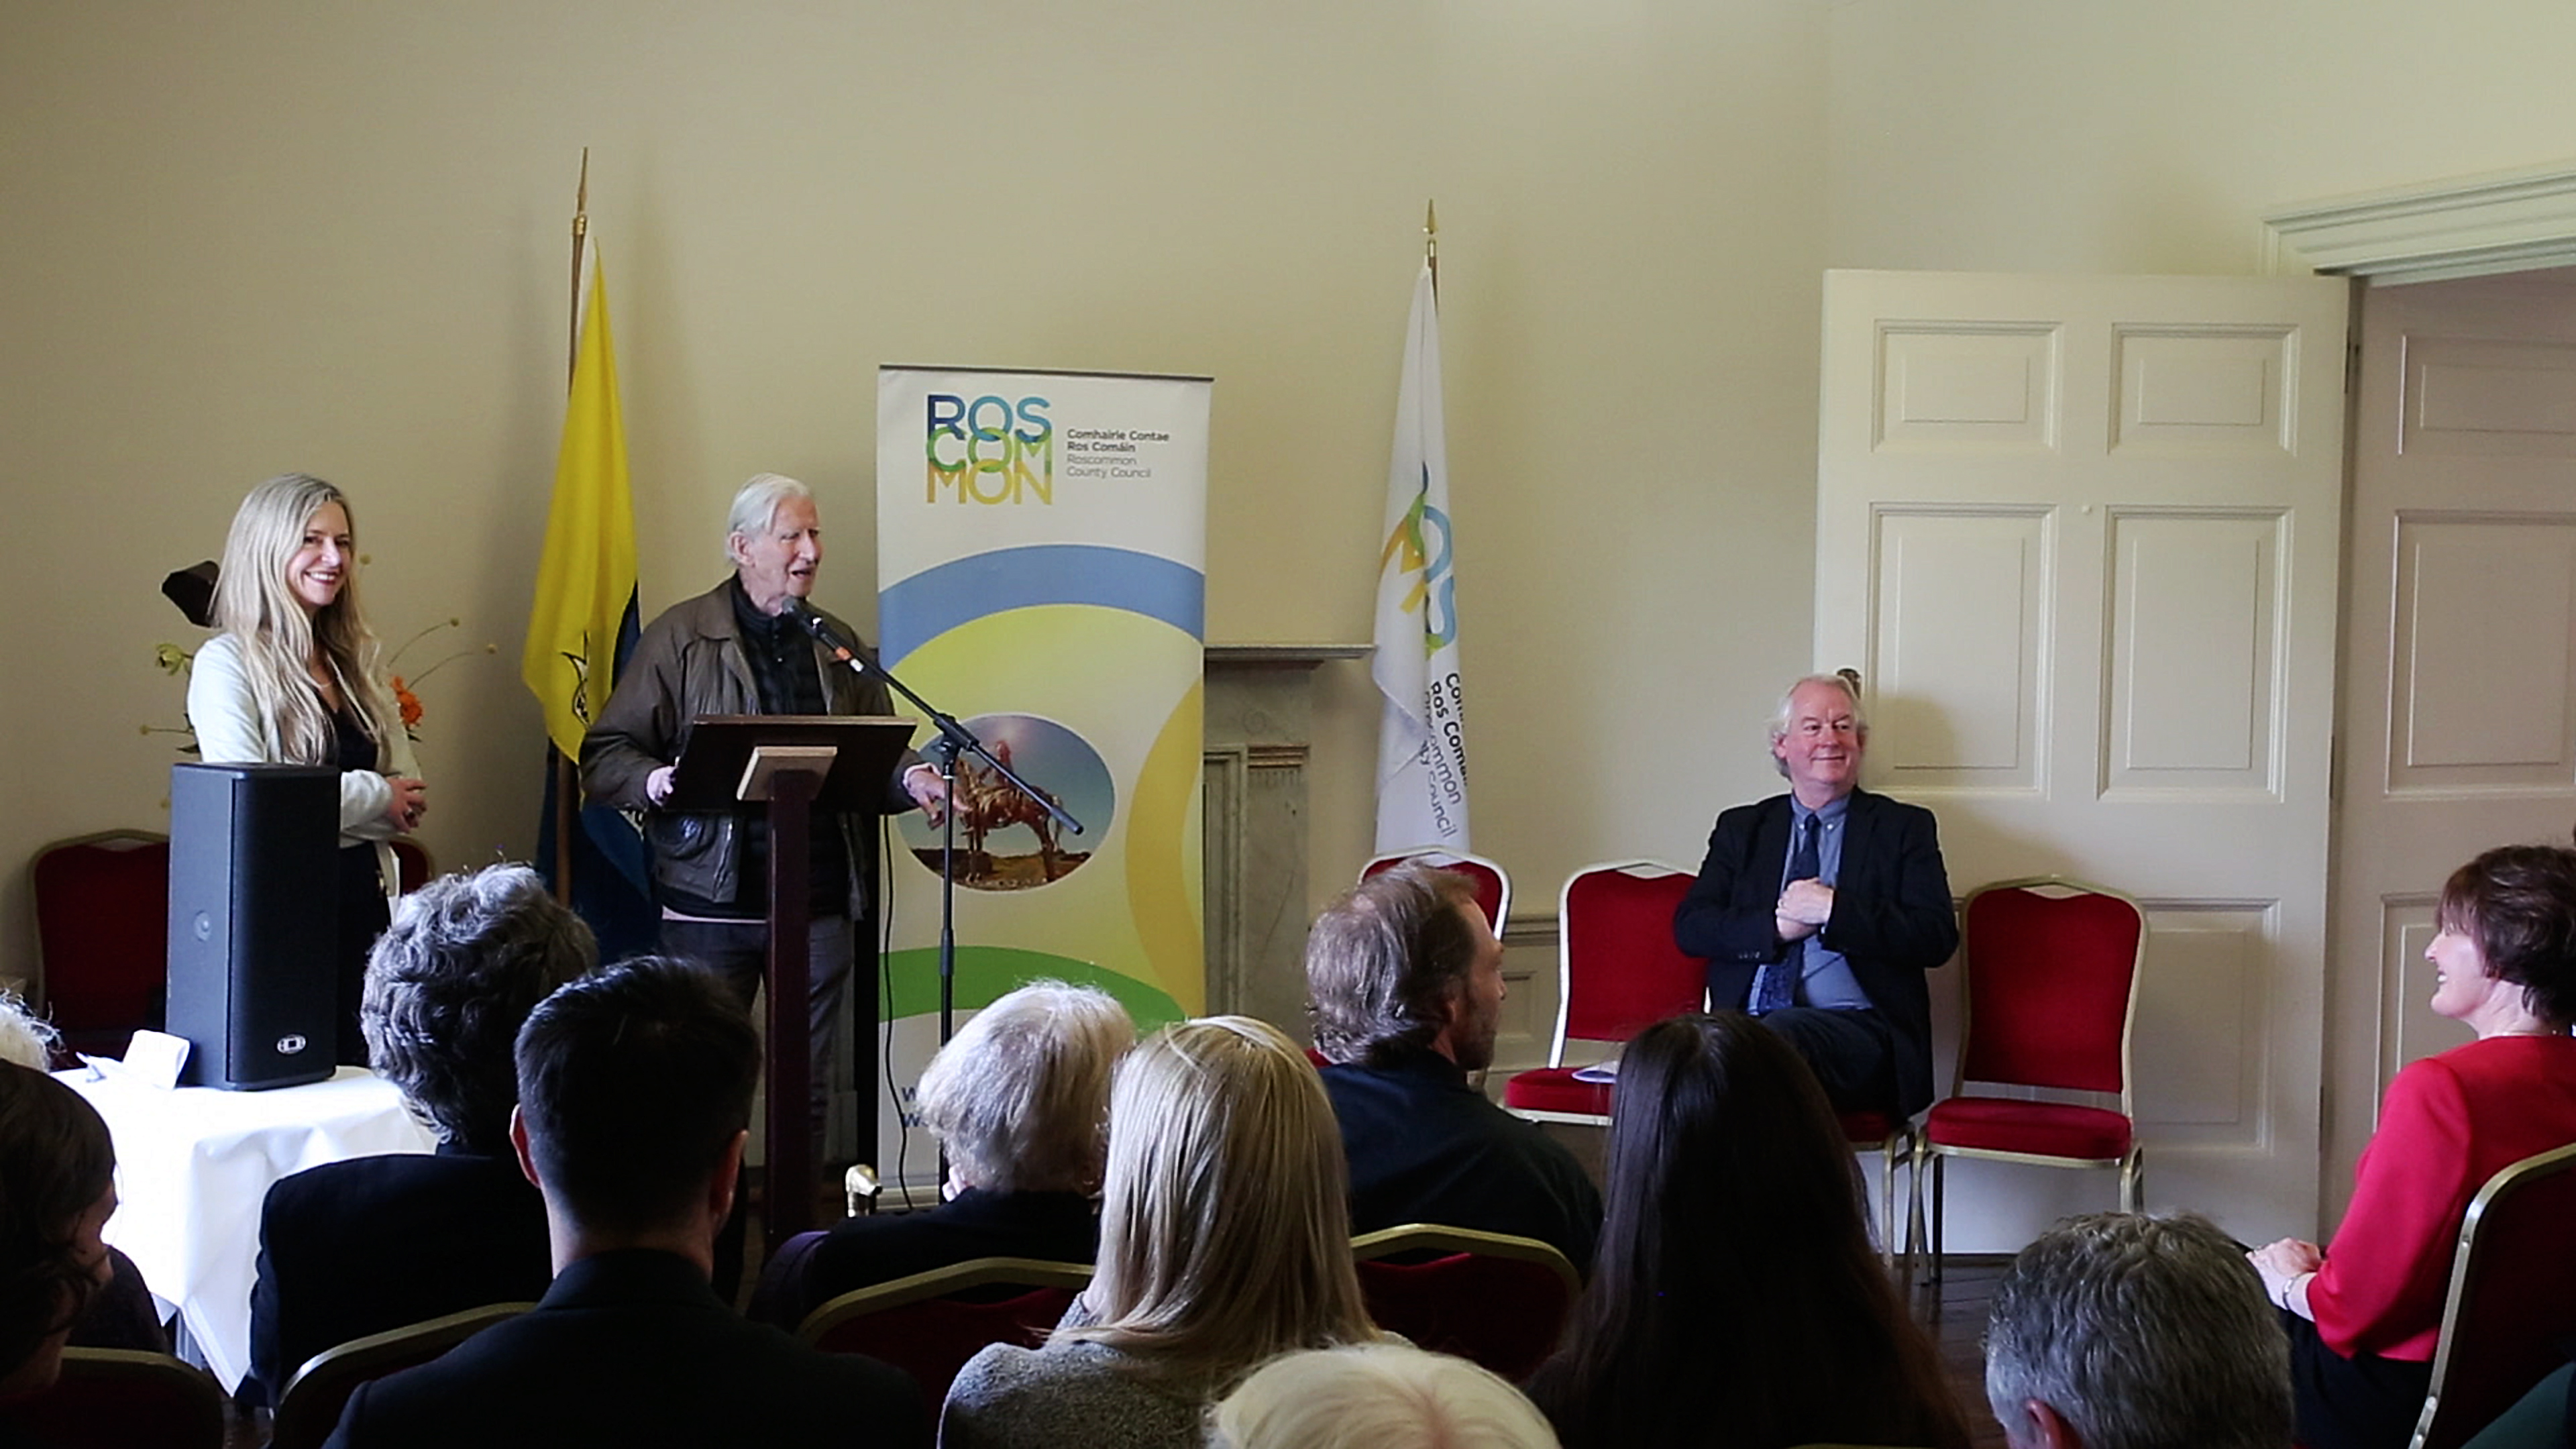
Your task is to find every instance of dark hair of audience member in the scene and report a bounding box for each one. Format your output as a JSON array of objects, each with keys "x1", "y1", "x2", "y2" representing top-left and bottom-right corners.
[
  {"x1": 1523, "y1": 1012, "x2": 1970, "y2": 1449},
  {"x1": 513, "y1": 957, "x2": 759, "y2": 1236},
  {"x1": 2436, "y1": 839, "x2": 2576, "y2": 1022},
  {"x1": 0, "y1": 1064, "x2": 116, "y2": 1393},
  {"x1": 363, "y1": 863, "x2": 596, "y2": 1155},
  {"x1": 1305, "y1": 862, "x2": 1483, "y2": 1066}
]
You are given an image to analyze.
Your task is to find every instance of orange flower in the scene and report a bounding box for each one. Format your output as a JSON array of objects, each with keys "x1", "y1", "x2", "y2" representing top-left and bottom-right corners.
[{"x1": 392, "y1": 676, "x2": 424, "y2": 730}]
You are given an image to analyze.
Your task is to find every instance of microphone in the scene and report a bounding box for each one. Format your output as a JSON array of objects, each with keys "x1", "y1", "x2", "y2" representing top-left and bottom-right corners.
[{"x1": 780, "y1": 598, "x2": 872, "y2": 675}]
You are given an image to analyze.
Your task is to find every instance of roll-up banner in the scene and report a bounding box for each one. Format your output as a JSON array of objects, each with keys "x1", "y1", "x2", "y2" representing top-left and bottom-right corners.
[{"x1": 875, "y1": 366, "x2": 1210, "y2": 1188}]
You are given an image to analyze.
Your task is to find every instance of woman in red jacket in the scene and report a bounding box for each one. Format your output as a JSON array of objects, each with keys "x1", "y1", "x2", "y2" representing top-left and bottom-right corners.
[{"x1": 2250, "y1": 841, "x2": 2576, "y2": 1449}]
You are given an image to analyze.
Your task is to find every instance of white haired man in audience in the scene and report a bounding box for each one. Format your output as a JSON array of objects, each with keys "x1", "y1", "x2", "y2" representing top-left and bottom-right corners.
[
  {"x1": 245, "y1": 864, "x2": 588, "y2": 1406},
  {"x1": 1984, "y1": 1212, "x2": 2293, "y2": 1449},
  {"x1": 322, "y1": 957, "x2": 921, "y2": 1448},
  {"x1": 754, "y1": 979, "x2": 1132, "y2": 1328},
  {"x1": 1207, "y1": 1342, "x2": 1561, "y2": 1449},
  {"x1": 1305, "y1": 863, "x2": 1601, "y2": 1271}
]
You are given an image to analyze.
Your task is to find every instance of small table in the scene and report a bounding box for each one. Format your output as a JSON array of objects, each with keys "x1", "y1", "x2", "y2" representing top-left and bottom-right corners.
[{"x1": 60, "y1": 1065, "x2": 435, "y2": 1392}]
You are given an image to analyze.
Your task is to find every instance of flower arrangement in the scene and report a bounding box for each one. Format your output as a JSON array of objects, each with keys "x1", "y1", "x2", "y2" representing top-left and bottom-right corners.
[{"x1": 148, "y1": 616, "x2": 494, "y2": 749}]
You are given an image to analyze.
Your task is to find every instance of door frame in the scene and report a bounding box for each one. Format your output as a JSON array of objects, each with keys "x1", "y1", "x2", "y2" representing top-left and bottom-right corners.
[
  {"x1": 2269, "y1": 164, "x2": 2576, "y2": 1226},
  {"x1": 2263, "y1": 158, "x2": 2576, "y2": 284}
]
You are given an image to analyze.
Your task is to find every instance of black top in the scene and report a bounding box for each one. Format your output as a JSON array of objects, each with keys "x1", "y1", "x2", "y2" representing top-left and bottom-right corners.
[
  {"x1": 1321, "y1": 1046, "x2": 1603, "y2": 1274},
  {"x1": 327, "y1": 698, "x2": 378, "y2": 775},
  {"x1": 751, "y1": 1187, "x2": 1101, "y2": 1330},
  {"x1": 321, "y1": 1248, "x2": 924, "y2": 1448},
  {"x1": 245, "y1": 1144, "x2": 553, "y2": 1407}
]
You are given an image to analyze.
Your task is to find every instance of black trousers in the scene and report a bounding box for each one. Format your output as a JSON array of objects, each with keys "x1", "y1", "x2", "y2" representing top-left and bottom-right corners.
[
  {"x1": 333, "y1": 845, "x2": 390, "y2": 1067},
  {"x1": 2286, "y1": 1309, "x2": 2433, "y2": 1449},
  {"x1": 1753, "y1": 1005, "x2": 1896, "y2": 1114}
]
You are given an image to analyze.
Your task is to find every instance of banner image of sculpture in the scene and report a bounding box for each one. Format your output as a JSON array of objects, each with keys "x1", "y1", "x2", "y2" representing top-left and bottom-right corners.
[{"x1": 875, "y1": 364, "x2": 1210, "y2": 1188}]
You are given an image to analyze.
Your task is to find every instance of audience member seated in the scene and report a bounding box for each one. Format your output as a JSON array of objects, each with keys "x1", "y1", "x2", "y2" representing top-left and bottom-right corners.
[
  {"x1": 2247, "y1": 841, "x2": 2576, "y2": 1449},
  {"x1": 1207, "y1": 1342, "x2": 1561, "y2": 1449},
  {"x1": 0, "y1": 1064, "x2": 118, "y2": 1438},
  {"x1": 1522, "y1": 1012, "x2": 1968, "y2": 1449},
  {"x1": 320, "y1": 957, "x2": 922, "y2": 1448},
  {"x1": 941, "y1": 1017, "x2": 1381, "y2": 1448},
  {"x1": 755, "y1": 980, "x2": 1132, "y2": 1329},
  {"x1": 1987, "y1": 1212, "x2": 2292, "y2": 1449},
  {"x1": 1304, "y1": 863, "x2": 1601, "y2": 1271},
  {"x1": 244, "y1": 864, "x2": 588, "y2": 1406},
  {"x1": 0, "y1": 997, "x2": 56, "y2": 1073},
  {"x1": 0, "y1": 998, "x2": 160, "y2": 1358}
]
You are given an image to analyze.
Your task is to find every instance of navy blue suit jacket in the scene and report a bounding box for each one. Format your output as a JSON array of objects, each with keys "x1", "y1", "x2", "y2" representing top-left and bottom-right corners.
[
  {"x1": 751, "y1": 1187, "x2": 1099, "y2": 1331},
  {"x1": 1672, "y1": 788, "x2": 1957, "y2": 1119},
  {"x1": 246, "y1": 1146, "x2": 552, "y2": 1406},
  {"x1": 322, "y1": 1249, "x2": 923, "y2": 1448}
]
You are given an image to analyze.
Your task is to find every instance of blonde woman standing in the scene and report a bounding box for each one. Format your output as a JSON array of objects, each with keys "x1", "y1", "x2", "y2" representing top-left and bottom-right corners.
[
  {"x1": 940, "y1": 1016, "x2": 1382, "y2": 1448},
  {"x1": 188, "y1": 474, "x2": 425, "y2": 1065}
]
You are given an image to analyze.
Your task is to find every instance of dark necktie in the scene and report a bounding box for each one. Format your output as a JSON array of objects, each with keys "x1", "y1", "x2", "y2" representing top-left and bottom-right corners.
[{"x1": 1754, "y1": 814, "x2": 1820, "y2": 1014}]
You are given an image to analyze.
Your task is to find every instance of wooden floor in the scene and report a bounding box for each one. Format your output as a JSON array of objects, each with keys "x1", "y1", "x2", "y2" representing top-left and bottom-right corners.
[{"x1": 1916, "y1": 1257, "x2": 2012, "y2": 1449}]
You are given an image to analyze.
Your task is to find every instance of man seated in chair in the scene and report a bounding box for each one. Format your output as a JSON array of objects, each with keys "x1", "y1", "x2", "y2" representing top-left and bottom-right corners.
[
  {"x1": 247, "y1": 865, "x2": 581, "y2": 1406},
  {"x1": 1986, "y1": 1212, "x2": 2292, "y2": 1449},
  {"x1": 1674, "y1": 673, "x2": 1958, "y2": 1120},
  {"x1": 1305, "y1": 862, "x2": 1601, "y2": 1272},
  {"x1": 322, "y1": 957, "x2": 922, "y2": 1448}
]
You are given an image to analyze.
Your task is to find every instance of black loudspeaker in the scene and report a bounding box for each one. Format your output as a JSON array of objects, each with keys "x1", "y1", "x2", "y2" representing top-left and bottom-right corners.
[{"x1": 166, "y1": 762, "x2": 338, "y2": 1089}]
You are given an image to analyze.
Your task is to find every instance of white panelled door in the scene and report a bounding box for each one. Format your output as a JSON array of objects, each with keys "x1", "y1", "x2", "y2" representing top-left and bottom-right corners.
[
  {"x1": 2324, "y1": 270, "x2": 2576, "y2": 1228},
  {"x1": 1817, "y1": 270, "x2": 2351, "y2": 1248}
]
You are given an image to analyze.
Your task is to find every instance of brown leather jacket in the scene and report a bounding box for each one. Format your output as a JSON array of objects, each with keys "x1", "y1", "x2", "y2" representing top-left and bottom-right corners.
[{"x1": 579, "y1": 580, "x2": 920, "y2": 912}]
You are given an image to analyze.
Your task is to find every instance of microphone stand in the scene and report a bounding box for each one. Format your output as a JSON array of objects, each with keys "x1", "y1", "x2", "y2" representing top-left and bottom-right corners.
[{"x1": 790, "y1": 605, "x2": 1083, "y2": 1049}]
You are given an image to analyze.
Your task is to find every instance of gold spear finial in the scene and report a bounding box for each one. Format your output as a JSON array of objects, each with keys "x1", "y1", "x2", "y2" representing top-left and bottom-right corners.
[
  {"x1": 1425, "y1": 199, "x2": 1438, "y2": 293},
  {"x1": 568, "y1": 149, "x2": 590, "y2": 390}
]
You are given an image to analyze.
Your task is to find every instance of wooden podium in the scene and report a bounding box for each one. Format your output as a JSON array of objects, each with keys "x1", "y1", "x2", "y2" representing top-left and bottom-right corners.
[{"x1": 666, "y1": 714, "x2": 914, "y2": 1245}]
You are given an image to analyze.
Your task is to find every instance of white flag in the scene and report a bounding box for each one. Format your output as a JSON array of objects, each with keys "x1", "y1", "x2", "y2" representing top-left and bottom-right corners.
[{"x1": 1372, "y1": 260, "x2": 1470, "y2": 853}]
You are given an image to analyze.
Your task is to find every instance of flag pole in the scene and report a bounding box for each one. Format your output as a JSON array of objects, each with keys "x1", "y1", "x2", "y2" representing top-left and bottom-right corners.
[
  {"x1": 552, "y1": 149, "x2": 590, "y2": 903},
  {"x1": 1424, "y1": 199, "x2": 1438, "y2": 296}
]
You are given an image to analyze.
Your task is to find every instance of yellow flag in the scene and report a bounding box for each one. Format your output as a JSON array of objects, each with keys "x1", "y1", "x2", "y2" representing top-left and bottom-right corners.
[{"x1": 521, "y1": 244, "x2": 639, "y2": 760}]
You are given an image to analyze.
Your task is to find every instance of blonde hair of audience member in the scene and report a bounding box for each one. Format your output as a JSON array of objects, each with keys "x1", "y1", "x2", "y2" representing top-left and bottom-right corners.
[
  {"x1": 0, "y1": 994, "x2": 57, "y2": 1071},
  {"x1": 1057, "y1": 1016, "x2": 1377, "y2": 1395},
  {"x1": 1207, "y1": 1343, "x2": 1561, "y2": 1449},
  {"x1": 209, "y1": 472, "x2": 396, "y2": 763},
  {"x1": 918, "y1": 980, "x2": 1134, "y2": 1196}
]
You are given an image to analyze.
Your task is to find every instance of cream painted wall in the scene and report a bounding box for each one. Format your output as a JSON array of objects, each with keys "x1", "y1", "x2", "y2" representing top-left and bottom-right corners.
[
  {"x1": 1, "y1": 1, "x2": 1829, "y2": 996},
  {"x1": 1825, "y1": 0, "x2": 2576, "y2": 275}
]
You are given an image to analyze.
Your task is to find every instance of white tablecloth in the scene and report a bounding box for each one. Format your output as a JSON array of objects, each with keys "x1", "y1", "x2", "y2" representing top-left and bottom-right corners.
[{"x1": 60, "y1": 1065, "x2": 435, "y2": 1392}]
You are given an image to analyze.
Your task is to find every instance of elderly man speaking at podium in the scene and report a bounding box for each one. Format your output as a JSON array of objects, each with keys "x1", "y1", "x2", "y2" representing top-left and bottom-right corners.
[{"x1": 581, "y1": 473, "x2": 946, "y2": 1140}]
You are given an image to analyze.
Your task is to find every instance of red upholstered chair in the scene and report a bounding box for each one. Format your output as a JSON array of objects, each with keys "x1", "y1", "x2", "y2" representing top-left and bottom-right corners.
[
  {"x1": 270, "y1": 1302, "x2": 534, "y2": 1449},
  {"x1": 5, "y1": 1348, "x2": 225, "y2": 1449},
  {"x1": 1918, "y1": 879, "x2": 2146, "y2": 1283},
  {"x1": 1502, "y1": 861, "x2": 1705, "y2": 1124},
  {"x1": 800, "y1": 1256, "x2": 1093, "y2": 1403},
  {"x1": 390, "y1": 838, "x2": 435, "y2": 893},
  {"x1": 1351, "y1": 1224, "x2": 1580, "y2": 1382},
  {"x1": 2408, "y1": 1140, "x2": 2576, "y2": 1449},
  {"x1": 29, "y1": 830, "x2": 171, "y2": 1062},
  {"x1": 1361, "y1": 848, "x2": 1511, "y2": 933}
]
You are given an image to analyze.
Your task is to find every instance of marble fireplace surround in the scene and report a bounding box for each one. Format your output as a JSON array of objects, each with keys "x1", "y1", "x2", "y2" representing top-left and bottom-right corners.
[
  {"x1": 1201, "y1": 645, "x2": 1552, "y2": 1067},
  {"x1": 1201, "y1": 645, "x2": 1368, "y2": 1030}
]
